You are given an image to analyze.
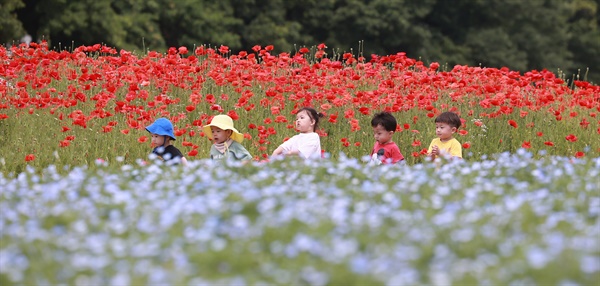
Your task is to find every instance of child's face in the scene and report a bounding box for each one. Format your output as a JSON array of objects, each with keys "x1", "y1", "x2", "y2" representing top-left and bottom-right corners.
[
  {"x1": 295, "y1": 110, "x2": 315, "y2": 133},
  {"x1": 211, "y1": 126, "x2": 232, "y2": 144},
  {"x1": 435, "y1": 122, "x2": 456, "y2": 141},
  {"x1": 373, "y1": 124, "x2": 394, "y2": 145},
  {"x1": 151, "y1": 134, "x2": 166, "y2": 147}
]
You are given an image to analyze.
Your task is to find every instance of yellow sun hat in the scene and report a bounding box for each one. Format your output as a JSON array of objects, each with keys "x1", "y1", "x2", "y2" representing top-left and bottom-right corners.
[{"x1": 202, "y1": 114, "x2": 244, "y2": 143}]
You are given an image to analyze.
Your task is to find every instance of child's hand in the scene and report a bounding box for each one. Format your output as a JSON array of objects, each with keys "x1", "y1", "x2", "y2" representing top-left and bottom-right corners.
[{"x1": 431, "y1": 145, "x2": 439, "y2": 156}]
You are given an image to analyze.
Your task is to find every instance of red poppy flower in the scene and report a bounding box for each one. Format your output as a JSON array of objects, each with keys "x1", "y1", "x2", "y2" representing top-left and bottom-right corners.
[
  {"x1": 565, "y1": 134, "x2": 578, "y2": 142},
  {"x1": 328, "y1": 114, "x2": 338, "y2": 123},
  {"x1": 185, "y1": 105, "x2": 195, "y2": 112},
  {"x1": 270, "y1": 106, "x2": 280, "y2": 115},
  {"x1": 544, "y1": 141, "x2": 554, "y2": 146},
  {"x1": 248, "y1": 123, "x2": 256, "y2": 129},
  {"x1": 59, "y1": 140, "x2": 70, "y2": 147},
  {"x1": 580, "y1": 118, "x2": 589, "y2": 128},
  {"x1": 25, "y1": 154, "x2": 35, "y2": 162},
  {"x1": 138, "y1": 136, "x2": 148, "y2": 143},
  {"x1": 354, "y1": 142, "x2": 361, "y2": 147},
  {"x1": 121, "y1": 129, "x2": 130, "y2": 135},
  {"x1": 0, "y1": 114, "x2": 9, "y2": 119},
  {"x1": 458, "y1": 130, "x2": 468, "y2": 136},
  {"x1": 188, "y1": 149, "x2": 198, "y2": 157},
  {"x1": 462, "y1": 142, "x2": 471, "y2": 149},
  {"x1": 537, "y1": 132, "x2": 543, "y2": 137},
  {"x1": 61, "y1": 126, "x2": 71, "y2": 132},
  {"x1": 228, "y1": 110, "x2": 239, "y2": 120},
  {"x1": 522, "y1": 141, "x2": 531, "y2": 149},
  {"x1": 574, "y1": 151, "x2": 585, "y2": 158},
  {"x1": 508, "y1": 120, "x2": 518, "y2": 128},
  {"x1": 275, "y1": 115, "x2": 287, "y2": 123},
  {"x1": 218, "y1": 45, "x2": 230, "y2": 54},
  {"x1": 299, "y1": 47, "x2": 309, "y2": 54},
  {"x1": 412, "y1": 140, "x2": 421, "y2": 147}
]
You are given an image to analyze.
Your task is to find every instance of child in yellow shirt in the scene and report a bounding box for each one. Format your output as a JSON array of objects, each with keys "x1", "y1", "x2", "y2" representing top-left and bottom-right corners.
[{"x1": 427, "y1": 111, "x2": 462, "y2": 160}]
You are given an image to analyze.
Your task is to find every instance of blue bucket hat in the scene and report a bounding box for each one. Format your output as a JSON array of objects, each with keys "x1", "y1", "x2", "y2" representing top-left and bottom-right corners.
[{"x1": 146, "y1": 118, "x2": 176, "y2": 140}]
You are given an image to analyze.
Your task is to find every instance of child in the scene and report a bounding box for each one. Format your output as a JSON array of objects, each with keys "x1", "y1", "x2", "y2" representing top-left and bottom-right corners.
[
  {"x1": 272, "y1": 107, "x2": 322, "y2": 159},
  {"x1": 427, "y1": 111, "x2": 463, "y2": 160},
  {"x1": 146, "y1": 118, "x2": 188, "y2": 165},
  {"x1": 203, "y1": 114, "x2": 252, "y2": 161},
  {"x1": 370, "y1": 112, "x2": 404, "y2": 164}
]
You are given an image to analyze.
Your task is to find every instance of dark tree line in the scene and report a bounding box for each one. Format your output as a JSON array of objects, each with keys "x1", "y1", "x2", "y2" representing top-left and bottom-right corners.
[{"x1": 2, "y1": 0, "x2": 599, "y2": 83}]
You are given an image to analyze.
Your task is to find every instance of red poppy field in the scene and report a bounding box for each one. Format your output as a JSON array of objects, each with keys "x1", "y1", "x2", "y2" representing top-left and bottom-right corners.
[{"x1": 1, "y1": 42, "x2": 599, "y2": 173}]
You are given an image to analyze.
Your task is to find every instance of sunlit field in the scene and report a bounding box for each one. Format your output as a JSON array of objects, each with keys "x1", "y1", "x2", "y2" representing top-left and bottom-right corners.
[
  {"x1": 1, "y1": 42, "x2": 599, "y2": 285},
  {"x1": 0, "y1": 42, "x2": 598, "y2": 173}
]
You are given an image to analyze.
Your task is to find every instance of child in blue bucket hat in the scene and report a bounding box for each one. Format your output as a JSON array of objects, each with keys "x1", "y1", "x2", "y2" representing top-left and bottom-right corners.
[{"x1": 146, "y1": 118, "x2": 188, "y2": 165}]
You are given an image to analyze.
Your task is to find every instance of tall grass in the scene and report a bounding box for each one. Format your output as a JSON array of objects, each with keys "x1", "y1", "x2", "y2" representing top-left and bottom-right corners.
[{"x1": 0, "y1": 42, "x2": 598, "y2": 174}]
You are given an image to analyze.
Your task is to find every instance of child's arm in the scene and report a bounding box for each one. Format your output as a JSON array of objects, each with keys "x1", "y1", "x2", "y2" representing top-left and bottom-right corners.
[
  {"x1": 181, "y1": 157, "x2": 188, "y2": 166},
  {"x1": 272, "y1": 146, "x2": 299, "y2": 156},
  {"x1": 272, "y1": 146, "x2": 285, "y2": 156}
]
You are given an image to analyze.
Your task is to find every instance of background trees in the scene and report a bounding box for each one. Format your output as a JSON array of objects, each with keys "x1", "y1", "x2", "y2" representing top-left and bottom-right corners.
[{"x1": 2, "y1": 0, "x2": 599, "y2": 83}]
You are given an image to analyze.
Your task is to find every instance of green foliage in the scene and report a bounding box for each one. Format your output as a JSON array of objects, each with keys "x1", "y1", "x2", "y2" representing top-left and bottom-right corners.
[
  {"x1": 0, "y1": 0, "x2": 25, "y2": 43},
  {"x1": 157, "y1": 0, "x2": 242, "y2": 50},
  {"x1": 4, "y1": 0, "x2": 600, "y2": 81}
]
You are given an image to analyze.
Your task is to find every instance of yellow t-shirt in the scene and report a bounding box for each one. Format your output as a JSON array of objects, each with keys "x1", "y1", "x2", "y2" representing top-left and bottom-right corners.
[{"x1": 427, "y1": 138, "x2": 462, "y2": 158}]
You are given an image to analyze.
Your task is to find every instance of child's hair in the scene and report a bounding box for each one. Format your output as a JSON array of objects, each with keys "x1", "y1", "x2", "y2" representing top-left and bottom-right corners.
[
  {"x1": 371, "y1": 112, "x2": 397, "y2": 132},
  {"x1": 435, "y1": 111, "x2": 462, "y2": 129},
  {"x1": 298, "y1": 107, "x2": 324, "y2": 132}
]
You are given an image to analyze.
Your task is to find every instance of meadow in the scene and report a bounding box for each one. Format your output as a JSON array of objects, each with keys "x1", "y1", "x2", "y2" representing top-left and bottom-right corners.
[
  {"x1": 0, "y1": 42, "x2": 599, "y2": 284},
  {"x1": 1, "y1": 153, "x2": 599, "y2": 284},
  {"x1": 0, "y1": 42, "x2": 598, "y2": 174}
]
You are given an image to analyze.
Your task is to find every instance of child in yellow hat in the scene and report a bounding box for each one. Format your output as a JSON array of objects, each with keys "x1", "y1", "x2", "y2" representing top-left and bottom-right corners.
[{"x1": 203, "y1": 114, "x2": 253, "y2": 161}]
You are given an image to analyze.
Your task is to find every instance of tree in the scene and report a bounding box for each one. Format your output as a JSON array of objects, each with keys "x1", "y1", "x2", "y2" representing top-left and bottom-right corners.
[
  {"x1": 567, "y1": 0, "x2": 600, "y2": 83},
  {"x1": 157, "y1": 0, "x2": 242, "y2": 50},
  {"x1": 423, "y1": 0, "x2": 573, "y2": 73},
  {"x1": 0, "y1": 0, "x2": 26, "y2": 44}
]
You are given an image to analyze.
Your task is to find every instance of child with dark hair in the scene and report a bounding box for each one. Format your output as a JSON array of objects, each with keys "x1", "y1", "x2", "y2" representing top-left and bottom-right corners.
[
  {"x1": 145, "y1": 118, "x2": 188, "y2": 165},
  {"x1": 202, "y1": 114, "x2": 253, "y2": 161},
  {"x1": 427, "y1": 111, "x2": 462, "y2": 160},
  {"x1": 272, "y1": 107, "x2": 323, "y2": 159},
  {"x1": 370, "y1": 112, "x2": 404, "y2": 164}
]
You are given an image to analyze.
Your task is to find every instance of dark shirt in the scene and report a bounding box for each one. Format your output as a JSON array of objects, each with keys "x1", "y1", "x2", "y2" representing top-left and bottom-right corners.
[{"x1": 152, "y1": 145, "x2": 183, "y2": 164}]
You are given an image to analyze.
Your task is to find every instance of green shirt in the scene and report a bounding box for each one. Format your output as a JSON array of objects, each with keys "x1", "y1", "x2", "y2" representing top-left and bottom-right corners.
[{"x1": 209, "y1": 141, "x2": 253, "y2": 161}]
